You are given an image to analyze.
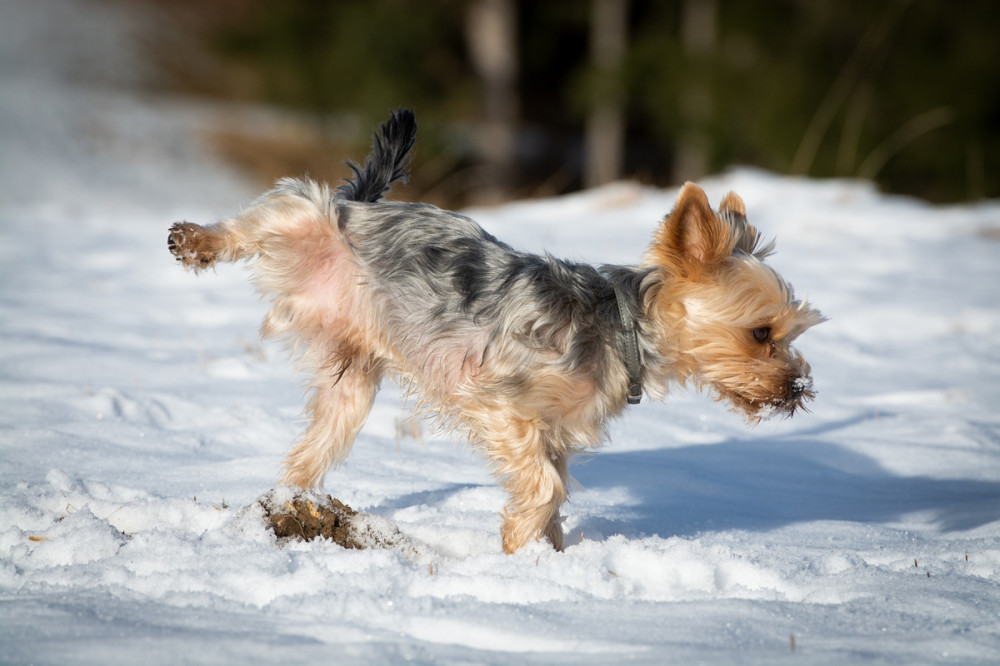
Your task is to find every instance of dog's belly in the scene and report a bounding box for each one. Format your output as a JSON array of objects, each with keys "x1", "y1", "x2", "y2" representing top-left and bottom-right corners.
[{"x1": 369, "y1": 291, "x2": 494, "y2": 399}]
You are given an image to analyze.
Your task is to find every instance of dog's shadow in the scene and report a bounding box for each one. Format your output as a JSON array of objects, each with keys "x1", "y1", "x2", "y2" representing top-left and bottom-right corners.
[{"x1": 568, "y1": 417, "x2": 1000, "y2": 542}]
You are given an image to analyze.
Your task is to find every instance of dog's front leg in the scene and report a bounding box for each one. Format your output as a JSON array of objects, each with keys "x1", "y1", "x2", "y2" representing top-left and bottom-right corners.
[{"x1": 487, "y1": 420, "x2": 569, "y2": 553}]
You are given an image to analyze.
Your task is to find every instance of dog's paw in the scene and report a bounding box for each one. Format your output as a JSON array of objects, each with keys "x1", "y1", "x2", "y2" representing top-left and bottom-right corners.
[{"x1": 168, "y1": 222, "x2": 216, "y2": 270}]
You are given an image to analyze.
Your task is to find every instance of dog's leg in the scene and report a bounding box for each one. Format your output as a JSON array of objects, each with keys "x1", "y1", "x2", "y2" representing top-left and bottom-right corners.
[
  {"x1": 281, "y1": 359, "x2": 381, "y2": 489},
  {"x1": 167, "y1": 210, "x2": 270, "y2": 270},
  {"x1": 490, "y1": 420, "x2": 569, "y2": 553},
  {"x1": 541, "y1": 451, "x2": 568, "y2": 551},
  {"x1": 168, "y1": 179, "x2": 330, "y2": 271},
  {"x1": 167, "y1": 220, "x2": 235, "y2": 270}
]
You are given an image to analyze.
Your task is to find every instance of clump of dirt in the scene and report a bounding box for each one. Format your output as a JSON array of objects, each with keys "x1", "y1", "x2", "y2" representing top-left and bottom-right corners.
[
  {"x1": 261, "y1": 491, "x2": 360, "y2": 546},
  {"x1": 257, "y1": 488, "x2": 410, "y2": 552}
]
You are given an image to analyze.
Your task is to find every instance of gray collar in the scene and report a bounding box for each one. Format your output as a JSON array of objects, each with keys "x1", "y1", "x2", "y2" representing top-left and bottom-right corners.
[{"x1": 613, "y1": 283, "x2": 643, "y2": 405}]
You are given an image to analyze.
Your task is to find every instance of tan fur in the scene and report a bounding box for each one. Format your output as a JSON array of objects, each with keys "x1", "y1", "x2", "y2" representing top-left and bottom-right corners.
[
  {"x1": 169, "y1": 178, "x2": 822, "y2": 553},
  {"x1": 643, "y1": 182, "x2": 824, "y2": 423}
]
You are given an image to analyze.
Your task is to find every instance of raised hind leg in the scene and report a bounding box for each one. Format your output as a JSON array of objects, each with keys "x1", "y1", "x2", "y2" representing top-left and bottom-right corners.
[
  {"x1": 167, "y1": 220, "x2": 236, "y2": 270},
  {"x1": 168, "y1": 178, "x2": 332, "y2": 271}
]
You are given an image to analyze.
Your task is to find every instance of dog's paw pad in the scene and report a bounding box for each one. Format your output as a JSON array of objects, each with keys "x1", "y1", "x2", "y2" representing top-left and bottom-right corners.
[{"x1": 168, "y1": 222, "x2": 216, "y2": 270}]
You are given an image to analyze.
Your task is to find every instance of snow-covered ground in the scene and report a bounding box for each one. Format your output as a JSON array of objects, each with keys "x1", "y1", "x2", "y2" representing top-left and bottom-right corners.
[{"x1": 2, "y1": 1, "x2": 999, "y2": 664}]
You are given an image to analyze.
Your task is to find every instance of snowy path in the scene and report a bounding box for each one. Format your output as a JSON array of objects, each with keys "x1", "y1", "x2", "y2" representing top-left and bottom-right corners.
[
  {"x1": 3, "y1": 170, "x2": 999, "y2": 664},
  {"x1": 2, "y1": 1, "x2": 999, "y2": 664}
]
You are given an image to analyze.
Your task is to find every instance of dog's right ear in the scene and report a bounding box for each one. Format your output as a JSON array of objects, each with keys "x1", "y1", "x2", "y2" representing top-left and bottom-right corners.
[{"x1": 648, "y1": 182, "x2": 730, "y2": 277}]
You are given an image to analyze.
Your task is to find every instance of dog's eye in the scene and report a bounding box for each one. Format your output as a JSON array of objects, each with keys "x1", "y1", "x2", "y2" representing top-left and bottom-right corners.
[{"x1": 752, "y1": 327, "x2": 771, "y2": 343}]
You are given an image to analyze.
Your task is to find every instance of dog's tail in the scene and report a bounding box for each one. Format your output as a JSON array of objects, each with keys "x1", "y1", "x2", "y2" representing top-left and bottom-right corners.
[{"x1": 336, "y1": 109, "x2": 417, "y2": 203}]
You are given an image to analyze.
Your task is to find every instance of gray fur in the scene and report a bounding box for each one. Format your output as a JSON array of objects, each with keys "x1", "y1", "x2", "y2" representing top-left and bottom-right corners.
[
  {"x1": 338, "y1": 200, "x2": 643, "y2": 402},
  {"x1": 167, "y1": 109, "x2": 822, "y2": 553},
  {"x1": 337, "y1": 109, "x2": 416, "y2": 203}
]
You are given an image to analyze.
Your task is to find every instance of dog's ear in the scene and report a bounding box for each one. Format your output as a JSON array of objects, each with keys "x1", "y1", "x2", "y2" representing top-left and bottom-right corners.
[
  {"x1": 649, "y1": 182, "x2": 730, "y2": 275},
  {"x1": 718, "y1": 191, "x2": 746, "y2": 218},
  {"x1": 718, "y1": 191, "x2": 775, "y2": 259}
]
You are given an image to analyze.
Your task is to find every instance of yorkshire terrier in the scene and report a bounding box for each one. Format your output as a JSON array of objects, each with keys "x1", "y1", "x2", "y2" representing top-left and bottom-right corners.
[{"x1": 168, "y1": 110, "x2": 824, "y2": 553}]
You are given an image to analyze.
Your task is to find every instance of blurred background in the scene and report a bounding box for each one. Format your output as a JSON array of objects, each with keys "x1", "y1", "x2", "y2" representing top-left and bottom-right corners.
[{"x1": 5, "y1": 0, "x2": 999, "y2": 208}]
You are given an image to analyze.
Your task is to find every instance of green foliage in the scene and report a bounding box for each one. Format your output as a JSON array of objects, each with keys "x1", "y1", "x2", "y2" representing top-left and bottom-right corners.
[
  {"x1": 624, "y1": 0, "x2": 999, "y2": 201},
  {"x1": 184, "y1": 0, "x2": 998, "y2": 202},
  {"x1": 211, "y1": 0, "x2": 475, "y2": 144}
]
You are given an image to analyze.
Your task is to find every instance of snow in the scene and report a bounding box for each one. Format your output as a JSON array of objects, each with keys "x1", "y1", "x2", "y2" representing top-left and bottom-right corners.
[{"x1": 2, "y1": 1, "x2": 999, "y2": 664}]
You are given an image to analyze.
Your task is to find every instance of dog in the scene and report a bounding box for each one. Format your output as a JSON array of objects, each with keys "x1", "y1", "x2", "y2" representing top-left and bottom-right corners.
[{"x1": 168, "y1": 109, "x2": 824, "y2": 553}]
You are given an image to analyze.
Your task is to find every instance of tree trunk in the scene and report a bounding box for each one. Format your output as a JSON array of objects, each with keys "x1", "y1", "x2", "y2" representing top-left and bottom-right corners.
[
  {"x1": 585, "y1": 0, "x2": 628, "y2": 189},
  {"x1": 676, "y1": 0, "x2": 716, "y2": 182},
  {"x1": 466, "y1": 0, "x2": 518, "y2": 204}
]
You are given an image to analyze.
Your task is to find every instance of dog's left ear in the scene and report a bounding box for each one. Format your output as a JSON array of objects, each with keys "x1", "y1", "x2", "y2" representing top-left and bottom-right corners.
[
  {"x1": 649, "y1": 182, "x2": 731, "y2": 276},
  {"x1": 718, "y1": 191, "x2": 746, "y2": 218},
  {"x1": 718, "y1": 191, "x2": 775, "y2": 259}
]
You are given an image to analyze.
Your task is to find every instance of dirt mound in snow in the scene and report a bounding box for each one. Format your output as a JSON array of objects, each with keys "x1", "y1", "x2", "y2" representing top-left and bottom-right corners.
[
  {"x1": 261, "y1": 491, "x2": 360, "y2": 546},
  {"x1": 258, "y1": 488, "x2": 410, "y2": 552}
]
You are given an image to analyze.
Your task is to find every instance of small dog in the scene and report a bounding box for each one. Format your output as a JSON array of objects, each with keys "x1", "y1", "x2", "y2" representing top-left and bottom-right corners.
[{"x1": 168, "y1": 110, "x2": 823, "y2": 553}]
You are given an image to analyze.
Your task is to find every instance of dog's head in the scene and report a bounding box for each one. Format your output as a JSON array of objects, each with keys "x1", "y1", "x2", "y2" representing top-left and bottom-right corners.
[{"x1": 644, "y1": 183, "x2": 825, "y2": 422}]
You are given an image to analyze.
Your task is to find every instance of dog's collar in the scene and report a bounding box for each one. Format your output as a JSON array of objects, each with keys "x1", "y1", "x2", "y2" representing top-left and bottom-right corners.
[{"x1": 613, "y1": 283, "x2": 643, "y2": 405}]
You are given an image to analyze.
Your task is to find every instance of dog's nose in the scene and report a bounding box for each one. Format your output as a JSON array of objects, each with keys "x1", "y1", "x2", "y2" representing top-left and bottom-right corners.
[{"x1": 787, "y1": 375, "x2": 812, "y2": 401}]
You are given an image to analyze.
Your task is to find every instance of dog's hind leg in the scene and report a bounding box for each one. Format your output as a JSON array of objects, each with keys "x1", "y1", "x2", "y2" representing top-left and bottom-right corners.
[
  {"x1": 167, "y1": 220, "x2": 233, "y2": 271},
  {"x1": 280, "y1": 353, "x2": 382, "y2": 490},
  {"x1": 168, "y1": 178, "x2": 331, "y2": 271}
]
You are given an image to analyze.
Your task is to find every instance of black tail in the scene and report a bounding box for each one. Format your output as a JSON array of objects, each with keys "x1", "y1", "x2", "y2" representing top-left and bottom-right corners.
[{"x1": 337, "y1": 109, "x2": 417, "y2": 203}]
